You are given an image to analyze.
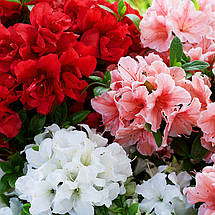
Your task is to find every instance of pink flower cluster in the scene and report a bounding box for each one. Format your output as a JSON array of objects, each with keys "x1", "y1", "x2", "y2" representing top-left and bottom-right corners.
[
  {"x1": 139, "y1": 0, "x2": 214, "y2": 53},
  {"x1": 184, "y1": 154, "x2": 215, "y2": 214},
  {"x1": 91, "y1": 53, "x2": 214, "y2": 156}
]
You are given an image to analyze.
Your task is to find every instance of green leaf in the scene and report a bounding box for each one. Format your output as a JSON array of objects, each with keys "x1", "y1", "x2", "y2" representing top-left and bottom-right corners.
[
  {"x1": 70, "y1": 110, "x2": 90, "y2": 125},
  {"x1": 182, "y1": 60, "x2": 210, "y2": 72},
  {"x1": 145, "y1": 123, "x2": 151, "y2": 132},
  {"x1": 104, "y1": 70, "x2": 111, "y2": 88},
  {"x1": 98, "y1": 4, "x2": 118, "y2": 20},
  {"x1": 118, "y1": 0, "x2": 127, "y2": 19},
  {"x1": 7, "y1": 174, "x2": 18, "y2": 187},
  {"x1": 10, "y1": 153, "x2": 24, "y2": 168},
  {"x1": 28, "y1": 114, "x2": 46, "y2": 136},
  {"x1": 51, "y1": 102, "x2": 68, "y2": 125},
  {"x1": 23, "y1": 204, "x2": 31, "y2": 215},
  {"x1": 152, "y1": 130, "x2": 162, "y2": 147},
  {"x1": 89, "y1": 76, "x2": 104, "y2": 84},
  {"x1": 125, "y1": 14, "x2": 140, "y2": 30},
  {"x1": 182, "y1": 159, "x2": 193, "y2": 171},
  {"x1": 93, "y1": 86, "x2": 109, "y2": 97},
  {"x1": 0, "y1": 162, "x2": 12, "y2": 174},
  {"x1": 186, "y1": 72, "x2": 193, "y2": 79},
  {"x1": 191, "y1": 0, "x2": 199, "y2": 10},
  {"x1": 0, "y1": 178, "x2": 10, "y2": 194},
  {"x1": 127, "y1": 203, "x2": 139, "y2": 215},
  {"x1": 191, "y1": 135, "x2": 208, "y2": 160},
  {"x1": 96, "y1": 206, "x2": 109, "y2": 215},
  {"x1": 5, "y1": 0, "x2": 21, "y2": 3},
  {"x1": 23, "y1": 0, "x2": 33, "y2": 3},
  {"x1": 174, "y1": 62, "x2": 182, "y2": 67},
  {"x1": 182, "y1": 52, "x2": 191, "y2": 63},
  {"x1": 171, "y1": 139, "x2": 190, "y2": 157},
  {"x1": 169, "y1": 36, "x2": 183, "y2": 67},
  {"x1": 18, "y1": 109, "x2": 27, "y2": 124},
  {"x1": 32, "y1": 146, "x2": 39, "y2": 151},
  {"x1": 0, "y1": 194, "x2": 9, "y2": 206}
]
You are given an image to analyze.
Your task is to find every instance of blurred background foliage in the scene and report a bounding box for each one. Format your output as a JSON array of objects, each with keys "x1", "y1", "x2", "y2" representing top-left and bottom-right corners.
[{"x1": 106, "y1": 0, "x2": 152, "y2": 15}]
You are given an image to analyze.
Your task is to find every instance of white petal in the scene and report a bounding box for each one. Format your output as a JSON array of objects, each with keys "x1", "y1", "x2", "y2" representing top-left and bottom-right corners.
[
  {"x1": 74, "y1": 201, "x2": 94, "y2": 215},
  {"x1": 154, "y1": 202, "x2": 173, "y2": 215},
  {"x1": 0, "y1": 207, "x2": 12, "y2": 215},
  {"x1": 139, "y1": 198, "x2": 157, "y2": 213},
  {"x1": 164, "y1": 185, "x2": 183, "y2": 202}
]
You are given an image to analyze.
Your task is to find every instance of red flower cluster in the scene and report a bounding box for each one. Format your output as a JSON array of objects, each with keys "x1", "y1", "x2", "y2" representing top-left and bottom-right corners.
[{"x1": 0, "y1": 0, "x2": 140, "y2": 144}]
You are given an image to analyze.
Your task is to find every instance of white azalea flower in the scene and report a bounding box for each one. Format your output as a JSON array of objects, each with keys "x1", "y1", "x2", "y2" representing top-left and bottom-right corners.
[
  {"x1": 136, "y1": 173, "x2": 183, "y2": 215},
  {"x1": 34, "y1": 124, "x2": 60, "y2": 145},
  {"x1": 15, "y1": 124, "x2": 132, "y2": 215},
  {"x1": 25, "y1": 138, "x2": 53, "y2": 168},
  {"x1": 0, "y1": 198, "x2": 22, "y2": 215},
  {"x1": 171, "y1": 197, "x2": 194, "y2": 215},
  {"x1": 168, "y1": 171, "x2": 192, "y2": 189},
  {"x1": 79, "y1": 124, "x2": 108, "y2": 147},
  {"x1": 96, "y1": 143, "x2": 132, "y2": 183}
]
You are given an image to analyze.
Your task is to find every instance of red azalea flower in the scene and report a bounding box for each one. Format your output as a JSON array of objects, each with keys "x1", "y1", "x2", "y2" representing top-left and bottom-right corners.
[
  {"x1": 0, "y1": 24, "x2": 23, "y2": 62},
  {"x1": 0, "y1": 104, "x2": 21, "y2": 138},
  {"x1": 29, "y1": 2, "x2": 72, "y2": 52},
  {"x1": 28, "y1": 0, "x2": 66, "y2": 9},
  {"x1": 64, "y1": 0, "x2": 134, "y2": 63},
  {"x1": 0, "y1": 0, "x2": 22, "y2": 26},
  {"x1": 85, "y1": 112, "x2": 101, "y2": 128},
  {"x1": 0, "y1": 86, "x2": 21, "y2": 139},
  {"x1": 60, "y1": 42, "x2": 97, "y2": 103},
  {"x1": 14, "y1": 54, "x2": 64, "y2": 115},
  {"x1": 11, "y1": 23, "x2": 46, "y2": 59}
]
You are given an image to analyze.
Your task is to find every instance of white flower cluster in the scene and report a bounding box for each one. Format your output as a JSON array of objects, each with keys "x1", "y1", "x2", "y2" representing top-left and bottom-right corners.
[
  {"x1": 136, "y1": 171, "x2": 193, "y2": 215},
  {"x1": 15, "y1": 124, "x2": 132, "y2": 215}
]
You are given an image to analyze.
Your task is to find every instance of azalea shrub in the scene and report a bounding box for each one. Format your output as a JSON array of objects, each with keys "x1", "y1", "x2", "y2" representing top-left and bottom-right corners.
[{"x1": 1, "y1": 0, "x2": 215, "y2": 214}]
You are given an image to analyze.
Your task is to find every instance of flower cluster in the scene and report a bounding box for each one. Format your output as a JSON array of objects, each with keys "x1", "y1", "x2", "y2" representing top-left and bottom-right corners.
[
  {"x1": 0, "y1": 0, "x2": 140, "y2": 143},
  {"x1": 15, "y1": 124, "x2": 132, "y2": 215},
  {"x1": 139, "y1": 0, "x2": 213, "y2": 53},
  {"x1": 91, "y1": 52, "x2": 213, "y2": 155},
  {"x1": 136, "y1": 170, "x2": 193, "y2": 215},
  {"x1": 1, "y1": 0, "x2": 215, "y2": 215}
]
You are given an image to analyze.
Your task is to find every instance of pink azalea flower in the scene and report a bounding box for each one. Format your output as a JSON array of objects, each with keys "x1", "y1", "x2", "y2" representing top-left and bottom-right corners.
[
  {"x1": 144, "y1": 53, "x2": 163, "y2": 65},
  {"x1": 198, "y1": 103, "x2": 215, "y2": 139},
  {"x1": 140, "y1": 11, "x2": 173, "y2": 52},
  {"x1": 185, "y1": 171, "x2": 215, "y2": 205},
  {"x1": 116, "y1": 117, "x2": 162, "y2": 155},
  {"x1": 201, "y1": 136, "x2": 215, "y2": 153},
  {"x1": 184, "y1": 155, "x2": 215, "y2": 214},
  {"x1": 168, "y1": 0, "x2": 209, "y2": 43},
  {"x1": 180, "y1": 73, "x2": 212, "y2": 110},
  {"x1": 91, "y1": 91, "x2": 121, "y2": 135},
  {"x1": 117, "y1": 56, "x2": 145, "y2": 85},
  {"x1": 199, "y1": 204, "x2": 215, "y2": 215},
  {"x1": 110, "y1": 70, "x2": 123, "y2": 91},
  {"x1": 118, "y1": 85, "x2": 148, "y2": 121},
  {"x1": 147, "y1": 73, "x2": 191, "y2": 131},
  {"x1": 137, "y1": 130, "x2": 162, "y2": 155},
  {"x1": 147, "y1": 0, "x2": 170, "y2": 16},
  {"x1": 163, "y1": 98, "x2": 201, "y2": 144},
  {"x1": 185, "y1": 37, "x2": 215, "y2": 65},
  {"x1": 145, "y1": 60, "x2": 170, "y2": 77},
  {"x1": 169, "y1": 67, "x2": 186, "y2": 85}
]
